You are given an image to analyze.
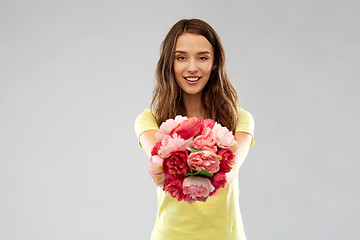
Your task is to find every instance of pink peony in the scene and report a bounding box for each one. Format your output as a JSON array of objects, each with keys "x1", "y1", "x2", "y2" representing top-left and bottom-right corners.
[
  {"x1": 192, "y1": 127, "x2": 217, "y2": 153},
  {"x1": 158, "y1": 134, "x2": 193, "y2": 158},
  {"x1": 217, "y1": 149, "x2": 236, "y2": 173},
  {"x1": 163, "y1": 150, "x2": 189, "y2": 179},
  {"x1": 148, "y1": 155, "x2": 166, "y2": 186},
  {"x1": 212, "y1": 123, "x2": 237, "y2": 149},
  {"x1": 155, "y1": 115, "x2": 188, "y2": 141},
  {"x1": 182, "y1": 176, "x2": 215, "y2": 199},
  {"x1": 171, "y1": 117, "x2": 204, "y2": 140},
  {"x1": 187, "y1": 150, "x2": 220, "y2": 174},
  {"x1": 203, "y1": 119, "x2": 215, "y2": 129},
  {"x1": 210, "y1": 172, "x2": 227, "y2": 196},
  {"x1": 163, "y1": 178, "x2": 187, "y2": 201}
]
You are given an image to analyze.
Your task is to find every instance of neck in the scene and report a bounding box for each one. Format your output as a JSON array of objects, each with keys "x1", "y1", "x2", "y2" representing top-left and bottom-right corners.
[{"x1": 182, "y1": 92, "x2": 205, "y2": 118}]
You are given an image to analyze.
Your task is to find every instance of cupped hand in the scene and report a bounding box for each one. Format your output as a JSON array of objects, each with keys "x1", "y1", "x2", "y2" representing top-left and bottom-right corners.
[{"x1": 185, "y1": 196, "x2": 209, "y2": 204}]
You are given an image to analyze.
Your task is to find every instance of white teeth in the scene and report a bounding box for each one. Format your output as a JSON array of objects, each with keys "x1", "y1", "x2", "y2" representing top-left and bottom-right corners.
[{"x1": 185, "y1": 77, "x2": 200, "y2": 82}]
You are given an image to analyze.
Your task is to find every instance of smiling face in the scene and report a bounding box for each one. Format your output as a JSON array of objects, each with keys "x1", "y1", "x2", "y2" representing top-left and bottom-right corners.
[{"x1": 173, "y1": 33, "x2": 215, "y2": 97}]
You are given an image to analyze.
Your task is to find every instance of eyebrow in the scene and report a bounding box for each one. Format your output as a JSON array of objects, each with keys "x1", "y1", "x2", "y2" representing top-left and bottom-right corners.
[{"x1": 175, "y1": 50, "x2": 211, "y2": 54}]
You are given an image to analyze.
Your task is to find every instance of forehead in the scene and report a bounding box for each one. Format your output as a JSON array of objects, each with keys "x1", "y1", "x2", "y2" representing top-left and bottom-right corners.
[{"x1": 175, "y1": 33, "x2": 213, "y2": 54}]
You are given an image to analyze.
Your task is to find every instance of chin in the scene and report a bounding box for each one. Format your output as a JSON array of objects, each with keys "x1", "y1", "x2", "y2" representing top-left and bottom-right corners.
[{"x1": 182, "y1": 89, "x2": 203, "y2": 96}]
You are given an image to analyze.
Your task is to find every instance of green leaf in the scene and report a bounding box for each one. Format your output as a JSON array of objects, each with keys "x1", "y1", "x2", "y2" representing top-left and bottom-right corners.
[
  {"x1": 190, "y1": 147, "x2": 202, "y2": 152},
  {"x1": 185, "y1": 170, "x2": 213, "y2": 178}
]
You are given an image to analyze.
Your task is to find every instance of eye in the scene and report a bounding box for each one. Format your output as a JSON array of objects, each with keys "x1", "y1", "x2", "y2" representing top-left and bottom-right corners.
[
  {"x1": 199, "y1": 57, "x2": 208, "y2": 60},
  {"x1": 177, "y1": 56, "x2": 186, "y2": 60}
]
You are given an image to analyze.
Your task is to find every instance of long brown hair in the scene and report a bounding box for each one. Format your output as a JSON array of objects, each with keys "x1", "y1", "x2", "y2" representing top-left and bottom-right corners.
[{"x1": 151, "y1": 19, "x2": 240, "y2": 133}]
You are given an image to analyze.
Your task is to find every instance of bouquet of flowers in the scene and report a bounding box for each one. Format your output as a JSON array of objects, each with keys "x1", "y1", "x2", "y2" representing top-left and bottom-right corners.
[{"x1": 148, "y1": 115, "x2": 237, "y2": 203}]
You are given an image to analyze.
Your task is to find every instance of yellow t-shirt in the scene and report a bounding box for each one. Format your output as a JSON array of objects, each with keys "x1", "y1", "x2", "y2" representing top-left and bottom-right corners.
[{"x1": 134, "y1": 107, "x2": 255, "y2": 240}]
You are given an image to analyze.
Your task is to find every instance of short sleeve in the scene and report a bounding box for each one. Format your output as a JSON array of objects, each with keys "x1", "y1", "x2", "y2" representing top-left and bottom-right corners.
[
  {"x1": 236, "y1": 107, "x2": 255, "y2": 147},
  {"x1": 134, "y1": 109, "x2": 159, "y2": 148}
]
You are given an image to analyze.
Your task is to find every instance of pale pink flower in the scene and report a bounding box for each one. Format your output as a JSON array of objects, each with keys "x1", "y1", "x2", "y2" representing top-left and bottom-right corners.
[
  {"x1": 158, "y1": 134, "x2": 193, "y2": 158},
  {"x1": 187, "y1": 150, "x2": 220, "y2": 174},
  {"x1": 155, "y1": 115, "x2": 188, "y2": 141},
  {"x1": 148, "y1": 155, "x2": 166, "y2": 186},
  {"x1": 182, "y1": 176, "x2": 215, "y2": 199},
  {"x1": 192, "y1": 127, "x2": 217, "y2": 152},
  {"x1": 212, "y1": 123, "x2": 237, "y2": 149}
]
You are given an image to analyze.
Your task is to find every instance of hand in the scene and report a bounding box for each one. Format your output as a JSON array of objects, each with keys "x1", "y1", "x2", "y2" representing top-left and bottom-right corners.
[{"x1": 185, "y1": 196, "x2": 209, "y2": 204}]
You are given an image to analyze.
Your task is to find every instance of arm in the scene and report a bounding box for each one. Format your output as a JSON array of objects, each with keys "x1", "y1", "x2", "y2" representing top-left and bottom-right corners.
[
  {"x1": 225, "y1": 131, "x2": 253, "y2": 185},
  {"x1": 140, "y1": 130, "x2": 253, "y2": 183},
  {"x1": 139, "y1": 130, "x2": 158, "y2": 159}
]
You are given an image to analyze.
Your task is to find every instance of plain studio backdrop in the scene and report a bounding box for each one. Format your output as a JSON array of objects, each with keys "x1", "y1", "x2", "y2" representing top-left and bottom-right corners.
[{"x1": 0, "y1": 0, "x2": 359, "y2": 239}]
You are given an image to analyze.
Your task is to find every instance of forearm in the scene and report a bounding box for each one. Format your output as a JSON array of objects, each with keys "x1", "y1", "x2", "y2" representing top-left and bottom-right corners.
[
  {"x1": 225, "y1": 132, "x2": 252, "y2": 185},
  {"x1": 139, "y1": 130, "x2": 159, "y2": 159}
]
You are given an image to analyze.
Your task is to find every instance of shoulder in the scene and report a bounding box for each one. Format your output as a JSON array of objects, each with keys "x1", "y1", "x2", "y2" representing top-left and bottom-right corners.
[
  {"x1": 134, "y1": 109, "x2": 159, "y2": 139},
  {"x1": 135, "y1": 109, "x2": 155, "y2": 122},
  {"x1": 237, "y1": 107, "x2": 254, "y2": 124},
  {"x1": 136, "y1": 108, "x2": 153, "y2": 120}
]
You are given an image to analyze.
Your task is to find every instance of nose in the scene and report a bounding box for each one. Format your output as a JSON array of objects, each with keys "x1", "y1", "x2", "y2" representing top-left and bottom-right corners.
[{"x1": 187, "y1": 59, "x2": 198, "y2": 72}]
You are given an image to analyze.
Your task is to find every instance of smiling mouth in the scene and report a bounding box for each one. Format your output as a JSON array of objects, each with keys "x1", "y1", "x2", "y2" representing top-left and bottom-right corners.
[{"x1": 184, "y1": 77, "x2": 201, "y2": 82}]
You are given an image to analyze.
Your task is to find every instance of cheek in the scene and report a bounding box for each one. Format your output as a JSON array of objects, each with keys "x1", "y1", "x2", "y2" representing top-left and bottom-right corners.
[
  {"x1": 204, "y1": 64, "x2": 213, "y2": 73},
  {"x1": 173, "y1": 63, "x2": 182, "y2": 75},
  {"x1": 173, "y1": 65, "x2": 182, "y2": 83}
]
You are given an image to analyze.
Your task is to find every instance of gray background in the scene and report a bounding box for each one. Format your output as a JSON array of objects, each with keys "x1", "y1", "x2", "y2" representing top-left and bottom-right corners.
[{"x1": 1, "y1": 0, "x2": 359, "y2": 239}]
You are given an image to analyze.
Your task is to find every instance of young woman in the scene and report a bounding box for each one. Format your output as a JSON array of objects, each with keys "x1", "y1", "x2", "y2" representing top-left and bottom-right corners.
[{"x1": 134, "y1": 19, "x2": 255, "y2": 240}]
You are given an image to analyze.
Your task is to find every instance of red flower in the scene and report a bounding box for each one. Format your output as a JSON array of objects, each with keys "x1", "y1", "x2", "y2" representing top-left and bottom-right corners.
[
  {"x1": 163, "y1": 150, "x2": 189, "y2": 179},
  {"x1": 217, "y1": 149, "x2": 236, "y2": 173},
  {"x1": 151, "y1": 142, "x2": 162, "y2": 156},
  {"x1": 163, "y1": 178, "x2": 188, "y2": 201},
  {"x1": 171, "y1": 118, "x2": 204, "y2": 139},
  {"x1": 210, "y1": 172, "x2": 227, "y2": 196}
]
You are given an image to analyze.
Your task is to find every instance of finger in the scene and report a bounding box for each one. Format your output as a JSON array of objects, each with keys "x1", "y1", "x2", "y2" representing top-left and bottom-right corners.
[{"x1": 196, "y1": 197, "x2": 208, "y2": 202}]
